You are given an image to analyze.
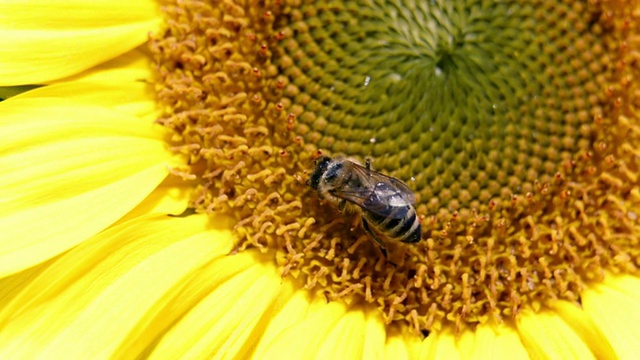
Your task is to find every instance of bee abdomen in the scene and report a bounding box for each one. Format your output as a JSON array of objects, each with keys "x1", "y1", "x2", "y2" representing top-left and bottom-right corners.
[
  {"x1": 364, "y1": 206, "x2": 422, "y2": 244},
  {"x1": 394, "y1": 207, "x2": 421, "y2": 243},
  {"x1": 400, "y1": 216, "x2": 422, "y2": 243}
]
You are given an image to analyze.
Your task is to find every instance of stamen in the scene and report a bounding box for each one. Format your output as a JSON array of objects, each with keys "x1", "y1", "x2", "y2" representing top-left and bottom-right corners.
[{"x1": 151, "y1": 0, "x2": 640, "y2": 333}]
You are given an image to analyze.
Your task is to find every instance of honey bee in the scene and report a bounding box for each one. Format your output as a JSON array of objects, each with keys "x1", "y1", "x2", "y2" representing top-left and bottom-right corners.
[{"x1": 309, "y1": 156, "x2": 422, "y2": 257}]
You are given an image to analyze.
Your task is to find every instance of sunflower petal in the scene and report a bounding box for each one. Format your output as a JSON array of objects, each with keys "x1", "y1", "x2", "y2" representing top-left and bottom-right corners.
[
  {"x1": 212, "y1": 272, "x2": 295, "y2": 359},
  {"x1": 0, "y1": 97, "x2": 175, "y2": 276},
  {"x1": 517, "y1": 310, "x2": 595, "y2": 360},
  {"x1": 582, "y1": 275, "x2": 640, "y2": 360},
  {"x1": 14, "y1": 80, "x2": 156, "y2": 118},
  {"x1": 457, "y1": 329, "x2": 475, "y2": 359},
  {"x1": 361, "y1": 309, "x2": 386, "y2": 360},
  {"x1": 0, "y1": 214, "x2": 232, "y2": 358},
  {"x1": 257, "y1": 299, "x2": 348, "y2": 358},
  {"x1": 552, "y1": 300, "x2": 616, "y2": 359},
  {"x1": 14, "y1": 49, "x2": 157, "y2": 117},
  {"x1": 0, "y1": 0, "x2": 160, "y2": 85},
  {"x1": 315, "y1": 310, "x2": 366, "y2": 359},
  {"x1": 0, "y1": 257, "x2": 54, "y2": 310},
  {"x1": 252, "y1": 289, "x2": 314, "y2": 357},
  {"x1": 386, "y1": 328, "x2": 424, "y2": 359},
  {"x1": 386, "y1": 331, "x2": 414, "y2": 360},
  {"x1": 419, "y1": 329, "x2": 461, "y2": 360},
  {"x1": 0, "y1": 97, "x2": 163, "y2": 148},
  {"x1": 598, "y1": 273, "x2": 640, "y2": 301},
  {"x1": 115, "y1": 179, "x2": 197, "y2": 225},
  {"x1": 123, "y1": 240, "x2": 256, "y2": 357},
  {"x1": 147, "y1": 255, "x2": 287, "y2": 359},
  {"x1": 470, "y1": 323, "x2": 529, "y2": 360},
  {"x1": 0, "y1": 0, "x2": 159, "y2": 28},
  {"x1": 53, "y1": 48, "x2": 154, "y2": 84}
]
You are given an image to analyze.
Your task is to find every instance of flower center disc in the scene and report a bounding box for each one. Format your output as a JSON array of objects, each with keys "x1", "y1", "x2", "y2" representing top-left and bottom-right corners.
[
  {"x1": 151, "y1": 0, "x2": 640, "y2": 333},
  {"x1": 289, "y1": 1, "x2": 594, "y2": 216}
]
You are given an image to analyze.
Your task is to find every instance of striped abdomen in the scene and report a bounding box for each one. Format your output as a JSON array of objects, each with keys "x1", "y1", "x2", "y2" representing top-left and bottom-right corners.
[{"x1": 362, "y1": 204, "x2": 421, "y2": 243}]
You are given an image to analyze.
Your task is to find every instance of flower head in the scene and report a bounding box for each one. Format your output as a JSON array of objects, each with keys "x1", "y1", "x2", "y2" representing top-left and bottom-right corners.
[{"x1": 1, "y1": 0, "x2": 640, "y2": 358}]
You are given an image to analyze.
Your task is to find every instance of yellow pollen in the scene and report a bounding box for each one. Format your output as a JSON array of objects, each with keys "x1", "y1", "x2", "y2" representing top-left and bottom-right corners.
[{"x1": 150, "y1": 0, "x2": 640, "y2": 334}]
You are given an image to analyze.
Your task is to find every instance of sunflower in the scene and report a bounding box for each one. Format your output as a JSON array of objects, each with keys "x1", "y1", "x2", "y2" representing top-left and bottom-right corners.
[{"x1": 1, "y1": 0, "x2": 640, "y2": 358}]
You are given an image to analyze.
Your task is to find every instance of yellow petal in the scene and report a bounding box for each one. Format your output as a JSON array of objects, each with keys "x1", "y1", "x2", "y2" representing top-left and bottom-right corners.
[
  {"x1": 0, "y1": 0, "x2": 159, "y2": 28},
  {"x1": 0, "y1": 0, "x2": 160, "y2": 85},
  {"x1": 582, "y1": 275, "x2": 640, "y2": 360},
  {"x1": 257, "y1": 299, "x2": 348, "y2": 358},
  {"x1": 0, "y1": 214, "x2": 232, "y2": 359},
  {"x1": 14, "y1": 80, "x2": 156, "y2": 118},
  {"x1": 402, "y1": 329, "x2": 423, "y2": 359},
  {"x1": 419, "y1": 329, "x2": 461, "y2": 360},
  {"x1": 598, "y1": 273, "x2": 640, "y2": 301},
  {"x1": 551, "y1": 300, "x2": 616, "y2": 359},
  {"x1": 0, "y1": 257, "x2": 55, "y2": 310},
  {"x1": 14, "y1": 49, "x2": 157, "y2": 117},
  {"x1": 124, "y1": 239, "x2": 258, "y2": 357},
  {"x1": 115, "y1": 178, "x2": 197, "y2": 225},
  {"x1": 361, "y1": 309, "x2": 387, "y2": 360},
  {"x1": 0, "y1": 97, "x2": 175, "y2": 276},
  {"x1": 470, "y1": 322, "x2": 529, "y2": 360},
  {"x1": 148, "y1": 254, "x2": 287, "y2": 359},
  {"x1": 385, "y1": 325, "x2": 422, "y2": 360},
  {"x1": 386, "y1": 332, "x2": 413, "y2": 360},
  {"x1": 252, "y1": 289, "x2": 314, "y2": 357},
  {"x1": 239, "y1": 282, "x2": 304, "y2": 358},
  {"x1": 315, "y1": 310, "x2": 366, "y2": 359},
  {"x1": 53, "y1": 48, "x2": 154, "y2": 84},
  {"x1": 212, "y1": 272, "x2": 292, "y2": 359},
  {"x1": 0, "y1": 97, "x2": 163, "y2": 148},
  {"x1": 457, "y1": 329, "x2": 475, "y2": 359},
  {"x1": 517, "y1": 310, "x2": 595, "y2": 360}
]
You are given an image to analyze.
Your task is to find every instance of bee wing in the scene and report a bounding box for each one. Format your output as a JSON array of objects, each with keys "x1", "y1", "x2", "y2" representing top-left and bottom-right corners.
[
  {"x1": 330, "y1": 185, "x2": 386, "y2": 212},
  {"x1": 331, "y1": 162, "x2": 416, "y2": 219},
  {"x1": 348, "y1": 161, "x2": 416, "y2": 205},
  {"x1": 377, "y1": 174, "x2": 417, "y2": 205}
]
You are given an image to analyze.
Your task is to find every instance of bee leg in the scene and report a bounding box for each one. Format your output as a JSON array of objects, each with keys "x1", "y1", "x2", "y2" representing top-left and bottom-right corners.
[
  {"x1": 338, "y1": 199, "x2": 347, "y2": 212},
  {"x1": 362, "y1": 218, "x2": 387, "y2": 258}
]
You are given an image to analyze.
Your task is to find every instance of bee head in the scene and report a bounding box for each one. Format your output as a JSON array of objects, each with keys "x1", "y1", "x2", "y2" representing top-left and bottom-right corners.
[{"x1": 308, "y1": 156, "x2": 332, "y2": 190}]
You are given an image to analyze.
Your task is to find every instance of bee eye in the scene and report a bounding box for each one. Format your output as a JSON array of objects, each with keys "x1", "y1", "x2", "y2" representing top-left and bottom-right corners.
[
  {"x1": 315, "y1": 155, "x2": 330, "y2": 165},
  {"x1": 323, "y1": 163, "x2": 342, "y2": 183}
]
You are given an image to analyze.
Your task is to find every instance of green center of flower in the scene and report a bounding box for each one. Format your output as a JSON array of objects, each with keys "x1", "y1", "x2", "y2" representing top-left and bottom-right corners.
[
  {"x1": 150, "y1": 0, "x2": 640, "y2": 334},
  {"x1": 286, "y1": 1, "x2": 598, "y2": 218}
]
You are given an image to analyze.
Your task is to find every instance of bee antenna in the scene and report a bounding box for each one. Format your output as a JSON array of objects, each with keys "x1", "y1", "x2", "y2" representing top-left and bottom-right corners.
[{"x1": 365, "y1": 157, "x2": 373, "y2": 170}]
